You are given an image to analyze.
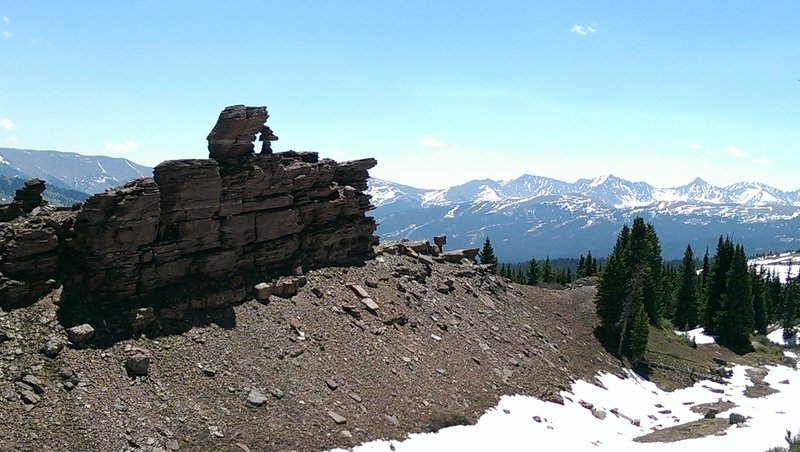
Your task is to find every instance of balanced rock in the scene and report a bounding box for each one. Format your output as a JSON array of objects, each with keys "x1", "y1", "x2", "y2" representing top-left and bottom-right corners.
[{"x1": 207, "y1": 105, "x2": 270, "y2": 160}]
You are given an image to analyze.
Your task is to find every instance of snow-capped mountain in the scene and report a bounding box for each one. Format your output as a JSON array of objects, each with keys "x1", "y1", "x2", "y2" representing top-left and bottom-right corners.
[
  {"x1": 0, "y1": 147, "x2": 152, "y2": 194},
  {"x1": 367, "y1": 175, "x2": 800, "y2": 261}
]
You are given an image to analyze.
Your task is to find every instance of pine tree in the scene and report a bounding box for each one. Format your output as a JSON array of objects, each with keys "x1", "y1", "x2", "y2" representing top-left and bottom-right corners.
[
  {"x1": 782, "y1": 276, "x2": 799, "y2": 338},
  {"x1": 673, "y1": 245, "x2": 700, "y2": 330},
  {"x1": 577, "y1": 255, "x2": 586, "y2": 278},
  {"x1": 768, "y1": 271, "x2": 783, "y2": 323},
  {"x1": 718, "y1": 244, "x2": 754, "y2": 350},
  {"x1": 704, "y1": 236, "x2": 734, "y2": 333},
  {"x1": 541, "y1": 256, "x2": 554, "y2": 283},
  {"x1": 586, "y1": 250, "x2": 595, "y2": 276},
  {"x1": 525, "y1": 257, "x2": 539, "y2": 285},
  {"x1": 751, "y1": 268, "x2": 768, "y2": 335},
  {"x1": 595, "y1": 224, "x2": 631, "y2": 339},
  {"x1": 514, "y1": 267, "x2": 526, "y2": 284},
  {"x1": 478, "y1": 237, "x2": 498, "y2": 266},
  {"x1": 625, "y1": 299, "x2": 650, "y2": 362}
]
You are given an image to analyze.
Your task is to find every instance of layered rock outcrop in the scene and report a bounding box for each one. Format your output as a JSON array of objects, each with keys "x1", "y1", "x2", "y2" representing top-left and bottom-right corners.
[{"x1": 1, "y1": 105, "x2": 377, "y2": 312}]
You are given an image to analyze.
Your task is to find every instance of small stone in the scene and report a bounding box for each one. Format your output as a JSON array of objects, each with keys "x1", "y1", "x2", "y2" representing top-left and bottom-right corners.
[
  {"x1": 591, "y1": 408, "x2": 606, "y2": 419},
  {"x1": 326, "y1": 378, "x2": 338, "y2": 390},
  {"x1": 63, "y1": 381, "x2": 75, "y2": 391},
  {"x1": 365, "y1": 277, "x2": 379, "y2": 288},
  {"x1": 124, "y1": 347, "x2": 151, "y2": 376},
  {"x1": 340, "y1": 430, "x2": 353, "y2": 439},
  {"x1": 66, "y1": 324, "x2": 95, "y2": 343},
  {"x1": 40, "y1": 337, "x2": 64, "y2": 358},
  {"x1": 729, "y1": 413, "x2": 746, "y2": 425},
  {"x1": 347, "y1": 284, "x2": 371, "y2": 299},
  {"x1": 58, "y1": 366, "x2": 76, "y2": 380},
  {"x1": 248, "y1": 389, "x2": 268, "y2": 406},
  {"x1": 21, "y1": 375, "x2": 45, "y2": 394},
  {"x1": 503, "y1": 409, "x2": 511, "y2": 414},
  {"x1": 779, "y1": 379, "x2": 790, "y2": 384},
  {"x1": 270, "y1": 388, "x2": 284, "y2": 399},
  {"x1": 311, "y1": 287, "x2": 324, "y2": 298},
  {"x1": 165, "y1": 439, "x2": 179, "y2": 450},
  {"x1": 328, "y1": 411, "x2": 347, "y2": 425},
  {"x1": 0, "y1": 330, "x2": 9, "y2": 343},
  {"x1": 348, "y1": 392, "x2": 362, "y2": 403},
  {"x1": 532, "y1": 415, "x2": 542, "y2": 423},
  {"x1": 253, "y1": 282, "x2": 272, "y2": 301},
  {"x1": 361, "y1": 298, "x2": 379, "y2": 314},
  {"x1": 385, "y1": 414, "x2": 400, "y2": 427},
  {"x1": 704, "y1": 409, "x2": 719, "y2": 419},
  {"x1": 202, "y1": 368, "x2": 216, "y2": 377},
  {"x1": 19, "y1": 389, "x2": 40, "y2": 405}
]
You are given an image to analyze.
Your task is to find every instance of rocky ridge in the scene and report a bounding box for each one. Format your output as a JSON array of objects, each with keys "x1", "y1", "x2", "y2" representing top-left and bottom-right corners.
[
  {"x1": 0, "y1": 239, "x2": 622, "y2": 451},
  {"x1": 2, "y1": 106, "x2": 377, "y2": 330}
]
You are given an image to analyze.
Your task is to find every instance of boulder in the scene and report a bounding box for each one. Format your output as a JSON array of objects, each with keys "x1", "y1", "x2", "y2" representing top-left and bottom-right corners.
[
  {"x1": 125, "y1": 347, "x2": 151, "y2": 376},
  {"x1": 66, "y1": 324, "x2": 95, "y2": 344}
]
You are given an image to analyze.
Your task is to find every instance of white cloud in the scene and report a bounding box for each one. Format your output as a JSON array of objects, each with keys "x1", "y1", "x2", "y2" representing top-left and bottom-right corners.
[
  {"x1": 105, "y1": 140, "x2": 139, "y2": 153},
  {"x1": 570, "y1": 24, "x2": 598, "y2": 36},
  {"x1": 0, "y1": 118, "x2": 15, "y2": 129},
  {"x1": 687, "y1": 143, "x2": 702, "y2": 150},
  {"x1": 2, "y1": 31, "x2": 11, "y2": 39},
  {"x1": 721, "y1": 144, "x2": 747, "y2": 158},
  {"x1": 2, "y1": 16, "x2": 9, "y2": 24},
  {"x1": 4, "y1": 136, "x2": 17, "y2": 144},
  {"x1": 752, "y1": 157, "x2": 769, "y2": 165},
  {"x1": 419, "y1": 134, "x2": 448, "y2": 148}
]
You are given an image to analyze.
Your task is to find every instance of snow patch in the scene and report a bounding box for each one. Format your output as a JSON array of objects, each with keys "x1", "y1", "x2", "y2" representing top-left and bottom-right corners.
[
  {"x1": 675, "y1": 327, "x2": 717, "y2": 345},
  {"x1": 330, "y1": 364, "x2": 800, "y2": 452}
]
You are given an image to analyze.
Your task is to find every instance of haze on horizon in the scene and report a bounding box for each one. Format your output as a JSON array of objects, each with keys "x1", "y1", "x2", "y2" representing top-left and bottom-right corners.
[{"x1": 1, "y1": 1, "x2": 798, "y2": 190}]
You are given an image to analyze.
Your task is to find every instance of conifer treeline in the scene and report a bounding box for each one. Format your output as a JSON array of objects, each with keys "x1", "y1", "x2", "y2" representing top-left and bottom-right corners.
[
  {"x1": 594, "y1": 218, "x2": 800, "y2": 360},
  {"x1": 498, "y1": 252, "x2": 598, "y2": 286}
]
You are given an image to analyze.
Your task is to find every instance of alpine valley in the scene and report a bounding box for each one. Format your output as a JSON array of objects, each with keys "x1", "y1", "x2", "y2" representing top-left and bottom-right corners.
[{"x1": 367, "y1": 175, "x2": 800, "y2": 261}]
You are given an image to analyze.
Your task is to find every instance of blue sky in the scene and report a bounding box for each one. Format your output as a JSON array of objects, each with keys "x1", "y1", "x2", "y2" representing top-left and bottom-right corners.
[{"x1": 1, "y1": 1, "x2": 798, "y2": 189}]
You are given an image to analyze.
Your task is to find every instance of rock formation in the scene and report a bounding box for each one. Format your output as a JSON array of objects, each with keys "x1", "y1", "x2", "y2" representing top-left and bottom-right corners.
[
  {"x1": 0, "y1": 178, "x2": 47, "y2": 222},
  {"x1": 1, "y1": 106, "x2": 377, "y2": 316}
]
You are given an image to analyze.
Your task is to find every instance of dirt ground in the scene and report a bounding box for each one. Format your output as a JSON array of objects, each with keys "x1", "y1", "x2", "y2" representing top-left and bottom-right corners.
[{"x1": 0, "y1": 248, "x2": 622, "y2": 452}]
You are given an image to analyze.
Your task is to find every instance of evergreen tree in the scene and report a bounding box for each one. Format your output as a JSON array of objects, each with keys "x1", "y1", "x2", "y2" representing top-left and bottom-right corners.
[
  {"x1": 478, "y1": 237, "x2": 498, "y2": 266},
  {"x1": 591, "y1": 256, "x2": 598, "y2": 275},
  {"x1": 586, "y1": 250, "x2": 595, "y2": 276},
  {"x1": 577, "y1": 255, "x2": 586, "y2": 278},
  {"x1": 541, "y1": 256, "x2": 554, "y2": 283},
  {"x1": 525, "y1": 257, "x2": 539, "y2": 286},
  {"x1": 673, "y1": 245, "x2": 700, "y2": 330},
  {"x1": 595, "y1": 225, "x2": 631, "y2": 339},
  {"x1": 661, "y1": 263, "x2": 678, "y2": 320},
  {"x1": 718, "y1": 244, "x2": 754, "y2": 350},
  {"x1": 768, "y1": 271, "x2": 783, "y2": 323},
  {"x1": 514, "y1": 267, "x2": 526, "y2": 284},
  {"x1": 617, "y1": 266, "x2": 648, "y2": 361},
  {"x1": 626, "y1": 299, "x2": 650, "y2": 362},
  {"x1": 644, "y1": 223, "x2": 666, "y2": 325},
  {"x1": 566, "y1": 268, "x2": 573, "y2": 283},
  {"x1": 751, "y1": 267, "x2": 768, "y2": 335},
  {"x1": 701, "y1": 247, "x2": 710, "y2": 296},
  {"x1": 782, "y1": 276, "x2": 799, "y2": 338},
  {"x1": 704, "y1": 236, "x2": 734, "y2": 333}
]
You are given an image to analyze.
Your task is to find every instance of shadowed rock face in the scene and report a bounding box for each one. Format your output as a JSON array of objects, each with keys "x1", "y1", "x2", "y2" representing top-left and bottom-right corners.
[{"x1": 1, "y1": 106, "x2": 377, "y2": 312}]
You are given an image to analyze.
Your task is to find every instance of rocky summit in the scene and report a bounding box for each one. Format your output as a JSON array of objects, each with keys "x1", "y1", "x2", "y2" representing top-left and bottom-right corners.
[{"x1": 1, "y1": 106, "x2": 377, "y2": 323}]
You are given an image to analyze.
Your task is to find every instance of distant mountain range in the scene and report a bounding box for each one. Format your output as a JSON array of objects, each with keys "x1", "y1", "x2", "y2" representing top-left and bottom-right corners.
[
  {"x1": 0, "y1": 148, "x2": 153, "y2": 205},
  {"x1": 367, "y1": 175, "x2": 800, "y2": 261}
]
